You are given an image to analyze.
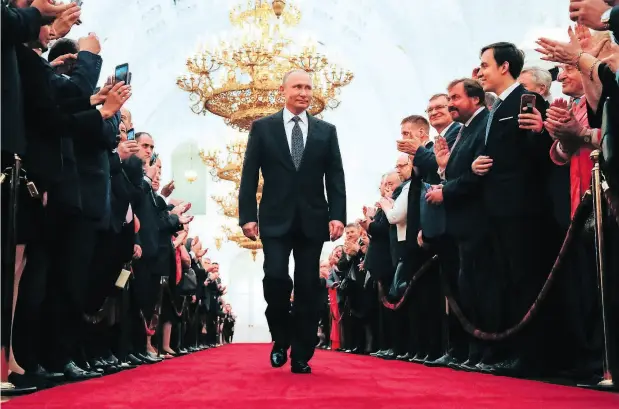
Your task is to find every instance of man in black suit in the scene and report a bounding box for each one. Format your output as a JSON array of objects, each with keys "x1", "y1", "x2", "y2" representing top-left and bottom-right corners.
[
  {"x1": 427, "y1": 78, "x2": 492, "y2": 370},
  {"x1": 239, "y1": 69, "x2": 347, "y2": 374},
  {"x1": 472, "y1": 42, "x2": 557, "y2": 376}
]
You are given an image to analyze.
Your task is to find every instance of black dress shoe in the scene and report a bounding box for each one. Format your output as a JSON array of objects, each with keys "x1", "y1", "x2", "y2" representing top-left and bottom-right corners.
[
  {"x1": 270, "y1": 344, "x2": 288, "y2": 368},
  {"x1": 127, "y1": 354, "x2": 145, "y2": 365},
  {"x1": 34, "y1": 365, "x2": 65, "y2": 381},
  {"x1": 177, "y1": 348, "x2": 189, "y2": 355},
  {"x1": 104, "y1": 354, "x2": 120, "y2": 366},
  {"x1": 370, "y1": 349, "x2": 386, "y2": 357},
  {"x1": 476, "y1": 362, "x2": 496, "y2": 374},
  {"x1": 425, "y1": 353, "x2": 458, "y2": 368},
  {"x1": 459, "y1": 359, "x2": 481, "y2": 372},
  {"x1": 63, "y1": 361, "x2": 102, "y2": 381},
  {"x1": 396, "y1": 352, "x2": 411, "y2": 361},
  {"x1": 136, "y1": 352, "x2": 162, "y2": 364},
  {"x1": 291, "y1": 361, "x2": 311, "y2": 374},
  {"x1": 410, "y1": 353, "x2": 429, "y2": 364}
]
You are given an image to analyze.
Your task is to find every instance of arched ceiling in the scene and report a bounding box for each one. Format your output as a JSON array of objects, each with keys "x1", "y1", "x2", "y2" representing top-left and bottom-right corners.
[{"x1": 66, "y1": 0, "x2": 572, "y2": 221}]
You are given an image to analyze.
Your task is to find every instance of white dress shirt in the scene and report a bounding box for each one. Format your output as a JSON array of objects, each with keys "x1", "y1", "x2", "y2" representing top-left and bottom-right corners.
[
  {"x1": 283, "y1": 107, "x2": 308, "y2": 152},
  {"x1": 438, "y1": 121, "x2": 456, "y2": 137},
  {"x1": 497, "y1": 81, "x2": 521, "y2": 103},
  {"x1": 384, "y1": 181, "x2": 410, "y2": 241}
]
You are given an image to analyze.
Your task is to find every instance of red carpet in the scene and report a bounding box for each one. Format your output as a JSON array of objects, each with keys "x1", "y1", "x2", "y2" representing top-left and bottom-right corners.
[{"x1": 4, "y1": 344, "x2": 619, "y2": 409}]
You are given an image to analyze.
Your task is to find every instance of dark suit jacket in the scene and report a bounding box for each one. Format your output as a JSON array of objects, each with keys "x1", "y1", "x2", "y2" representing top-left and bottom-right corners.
[
  {"x1": 134, "y1": 185, "x2": 160, "y2": 259},
  {"x1": 15, "y1": 44, "x2": 104, "y2": 192},
  {"x1": 364, "y1": 209, "x2": 393, "y2": 281},
  {"x1": 239, "y1": 109, "x2": 346, "y2": 240},
  {"x1": 413, "y1": 122, "x2": 462, "y2": 183},
  {"x1": 1, "y1": 5, "x2": 42, "y2": 156},
  {"x1": 109, "y1": 154, "x2": 143, "y2": 233},
  {"x1": 481, "y1": 84, "x2": 551, "y2": 218},
  {"x1": 154, "y1": 195, "x2": 181, "y2": 277},
  {"x1": 442, "y1": 109, "x2": 489, "y2": 239}
]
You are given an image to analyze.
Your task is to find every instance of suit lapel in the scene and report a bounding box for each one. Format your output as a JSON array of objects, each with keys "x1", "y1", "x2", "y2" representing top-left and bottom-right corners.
[
  {"x1": 300, "y1": 114, "x2": 319, "y2": 170},
  {"x1": 270, "y1": 110, "x2": 295, "y2": 170}
]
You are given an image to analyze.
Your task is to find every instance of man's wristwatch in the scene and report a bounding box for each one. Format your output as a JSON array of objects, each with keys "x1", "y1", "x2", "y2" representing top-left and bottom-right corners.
[{"x1": 601, "y1": 8, "x2": 611, "y2": 31}]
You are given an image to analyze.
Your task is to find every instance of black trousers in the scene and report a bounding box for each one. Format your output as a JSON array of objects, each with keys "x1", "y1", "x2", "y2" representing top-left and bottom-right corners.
[{"x1": 261, "y1": 224, "x2": 324, "y2": 363}]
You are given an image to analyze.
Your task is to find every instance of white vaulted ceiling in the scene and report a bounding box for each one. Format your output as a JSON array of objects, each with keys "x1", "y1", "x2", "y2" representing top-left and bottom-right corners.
[{"x1": 65, "y1": 0, "x2": 572, "y2": 225}]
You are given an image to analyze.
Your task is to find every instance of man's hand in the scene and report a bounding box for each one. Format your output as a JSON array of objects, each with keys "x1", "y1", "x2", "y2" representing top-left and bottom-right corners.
[
  {"x1": 78, "y1": 32, "x2": 101, "y2": 55},
  {"x1": 417, "y1": 230, "x2": 428, "y2": 249},
  {"x1": 31, "y1": 0, "x2": 75, "y2": 17},
  {"x1": 329, "y1": 220, "x2": 344, "y2": 241},
  {"x1": 378, "y1": 196, "x2": 394, "y2": 211},
  {"x1": 601, "y1": 43, "x2": 619, "y2": 73},
  {"x1": 144, "y1": 161, "x2": 157, "y2": 180},
  {"x1": 50, "y1": 53, "x2": 76, "y2": 68},
  {"x1": 569, "y1": 0, "x2": 612, "y2": 31},
  {"x1": 161, "y1": 180, "x2": 175, "y2": 198},
  {"x1": 90, "y1": 79, "x2": 114, "y2": 106},
  {"x1": 51, "y1": 5, "x2": 81, "y2": 39},
  {"x1": 242, "y1": 222, "x2": 259, "y2": 241},
  {"x1": 343, "y1": 240, "x2": 360, "y2": 256},
  {"x1": 472, "y1": 155, "x2": 493, "y2": 176},
  {"x1": 519, "y1": 107, "x2": 544, "y2": 133},
  {"x1": 425, "y1": 185, "x2": 444, "y2": 205},
  {"x1": 179, "y1": 215, "x2": 194, "y2": 225},
  {"x1": 397, "y1": 138, "x2": 421, "y2": 156},
  {"x1": 364, "y1": 205, "x2": 377, "y2": 219},
  {"x1": 358, "y1": 218, "x2": 371, "y2": 232},
  {"x1": 133, "y1": 244, "x2": 142, "y2": 259},
  {"x1": 117, "y1": 140, "x2": 139, "y2": 161},
  {"x1": 99, "y1": 82, "x2": 131, "y2": 119},
  {"x1": 434, "y1": 136, "x2": 451, "y2": 169}
]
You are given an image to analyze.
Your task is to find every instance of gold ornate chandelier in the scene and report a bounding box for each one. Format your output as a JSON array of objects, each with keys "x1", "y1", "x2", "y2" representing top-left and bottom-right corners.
[
  {"x1": 176, "y1": 0, "x2": 354, "y2": 132},
  {"x1": 181, "y1": 0, "x2": 352, "y2": 259}
]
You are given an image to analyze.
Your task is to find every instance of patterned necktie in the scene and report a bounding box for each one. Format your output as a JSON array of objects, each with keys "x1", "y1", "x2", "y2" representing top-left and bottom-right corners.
[
  {"x1": 450, "y1": 126, "x2": 465, "y2": 153},
  {"x1": 485, "y1": 97, "x2": 502, "y2": 144},
  {"x1": 291, "y1": 115, "x2": 304, "y2": 169}
]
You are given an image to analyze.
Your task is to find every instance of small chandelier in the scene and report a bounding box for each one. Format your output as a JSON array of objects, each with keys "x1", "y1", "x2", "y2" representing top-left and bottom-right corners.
[{"x1": 184, "y1": 169, "x2": 198, "y2": 183}]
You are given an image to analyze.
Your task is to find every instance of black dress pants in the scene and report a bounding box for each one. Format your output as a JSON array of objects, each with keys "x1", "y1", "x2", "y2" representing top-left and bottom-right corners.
[{"x1": 261, "y1": 224, "x2": 324, "y2": 363}]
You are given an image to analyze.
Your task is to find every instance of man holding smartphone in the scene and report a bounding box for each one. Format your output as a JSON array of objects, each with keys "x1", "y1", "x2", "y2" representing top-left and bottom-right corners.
[{"x1": 472, "y1": 42, "x2": 558, "y2": 377}]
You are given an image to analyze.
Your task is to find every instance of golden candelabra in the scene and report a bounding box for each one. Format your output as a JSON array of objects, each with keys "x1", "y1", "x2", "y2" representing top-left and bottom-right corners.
[
  {"x1": 221, "y1": 225, "x2": 263, "y2": 261},
  {"x1": 176, "y1": 0, "x2": 353, "y2": 132}
]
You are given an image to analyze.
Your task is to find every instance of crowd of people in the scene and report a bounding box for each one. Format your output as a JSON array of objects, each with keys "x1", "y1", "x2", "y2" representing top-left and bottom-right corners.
[
  {"x1": 1, "y1": 0, "x2": 236, "y2": 395},
  {"x1": 319, "y1": 0, "x2": 619, "y2": 386}
]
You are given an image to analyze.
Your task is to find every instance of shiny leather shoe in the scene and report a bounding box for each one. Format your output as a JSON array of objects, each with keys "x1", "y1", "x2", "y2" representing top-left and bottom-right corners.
[
  {"x1": 370, "y1": 349, "x2": 386, "y2": 357},
  {"x1": 34, "y1": 365, "x2": 65, "y2": 381},
  {"x1": 459, "y1": 359, "x2": 481, "y2": 372},
  {"x1": 127, "y1": 354, "x2": 145, "y2": 365},
  {"x1": 177, "y1": 348, "x2": 189, "y2": 355},
  {"x1": 425, "y1": 354, "x2": 458, "y2": 368},
  {"x1": 137, "y1": 352, "x2": 162, "y2": 364},
  {"x1": 63, "y1": 361, "x2": 102, "y2": 381},
  {"x1": 378, "y1": 349, "x2": 397, "y2": 360},
  {"x1": 409, "y1": 353, "x2": 428, "y2": 363},
  {"x1": 396, "y1": 352, "x2": 411, "y2": 361},
  {"x1": 270, "y1": 344, "x2": 288, "y2": 368},
  {"x1": 290, "y1": 361, "x2": 311, "y2": 374}
]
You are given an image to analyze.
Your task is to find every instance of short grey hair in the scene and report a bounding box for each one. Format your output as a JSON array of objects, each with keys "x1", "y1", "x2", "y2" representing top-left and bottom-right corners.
[
  {"x1": 282, "y1": 69, "x2": 310, "y2": 85},
  {"x1": 521, "y1": 66, "x2": 552, "y2": 97}
]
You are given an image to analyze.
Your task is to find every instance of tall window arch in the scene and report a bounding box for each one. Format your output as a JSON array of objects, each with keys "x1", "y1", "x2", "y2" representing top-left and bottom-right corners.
[{"x1": 169, "y1": 140, "x2": 207, "y2": 215}]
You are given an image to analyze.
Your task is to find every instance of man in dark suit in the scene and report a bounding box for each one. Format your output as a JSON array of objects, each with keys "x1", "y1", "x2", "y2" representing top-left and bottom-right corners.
[
  {"x1": 472, "y1": 42, "x2": 557, "y2": 376},
  {"x1": 427, "y1": 78, "x2": 492, "y2": 371},
  {"x1": 239, "y1": 69, "x2": 347, "y2": 374}
]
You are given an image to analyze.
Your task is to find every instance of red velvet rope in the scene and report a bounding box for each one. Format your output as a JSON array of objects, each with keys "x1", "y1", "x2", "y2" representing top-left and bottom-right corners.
[
  {"x1": 377, "y1": 255, "x2": 439, "y2": 311},
  {"x1": 443, "y1": 193, "x2": 592, "y2": 341}
]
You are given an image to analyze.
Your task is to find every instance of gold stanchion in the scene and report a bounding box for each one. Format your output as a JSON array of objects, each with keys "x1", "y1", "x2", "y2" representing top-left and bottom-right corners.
[{"x1": 589, "y1": 150, "x2": 614, "y2": 390}]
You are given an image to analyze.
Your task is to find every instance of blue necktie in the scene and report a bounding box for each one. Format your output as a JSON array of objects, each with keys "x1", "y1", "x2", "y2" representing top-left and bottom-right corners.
[
  {"x1": 485, "y1": 98, "x2": 502, "y2": 144},
  {"x1": 291, "y1": 116, "x2": 304, "y2": 169}
]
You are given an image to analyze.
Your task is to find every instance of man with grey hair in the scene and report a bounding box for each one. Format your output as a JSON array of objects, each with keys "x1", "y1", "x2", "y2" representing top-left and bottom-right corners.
[
  {"x1": 518, "y1": 66, "x2": 553, "y2": 103},
  {"x1": 239, "y1": 69, "x2": 347, "y2": 374}
]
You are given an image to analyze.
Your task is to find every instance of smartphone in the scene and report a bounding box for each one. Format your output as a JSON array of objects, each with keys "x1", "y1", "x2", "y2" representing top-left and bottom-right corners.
[
  {"x1": 127, "y1": 128, "x2": 135, "y2": 141},
  {"x1": 520, "y1": 94, "x2": 536, "y2": 114},
  {"x1": 71, "y1": 0, "x2": 84, "y2": 6},
  {"x1": 150, "y1": 152, "x2": 159, "y2": 166},
  {"x1": 114, "y1": 63, "x2": 129, "y2": 84},
  {"x1": 127, "y1": 72, "x2": 132, "y2": 85}
]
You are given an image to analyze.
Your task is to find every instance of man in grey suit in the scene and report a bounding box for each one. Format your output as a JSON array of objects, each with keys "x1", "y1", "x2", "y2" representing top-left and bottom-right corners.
[{"x1": 239, "y1": 69, "x2": 347, "y2": 374}]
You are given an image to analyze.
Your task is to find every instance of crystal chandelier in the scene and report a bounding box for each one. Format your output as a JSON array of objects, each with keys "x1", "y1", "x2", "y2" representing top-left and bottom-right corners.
[{"x1": 176, "y1": 0, "x2": 354, "y2": 132}]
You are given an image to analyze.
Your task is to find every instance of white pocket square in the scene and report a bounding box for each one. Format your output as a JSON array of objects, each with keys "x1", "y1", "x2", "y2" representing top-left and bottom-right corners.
[{"x1": 498, "y1": 116, "x2": 514, "y2": 122}]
